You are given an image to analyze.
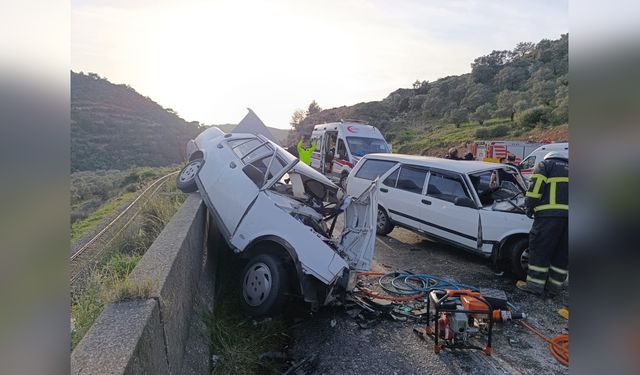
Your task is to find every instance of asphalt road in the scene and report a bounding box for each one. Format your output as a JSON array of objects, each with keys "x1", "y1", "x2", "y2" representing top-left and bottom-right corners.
[{"x1": 289, "y1": 227, "x2": 569, "y2": 374}]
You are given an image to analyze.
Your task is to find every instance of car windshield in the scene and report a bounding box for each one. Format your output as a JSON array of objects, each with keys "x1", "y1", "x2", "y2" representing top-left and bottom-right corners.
[
  {"x1": 228, "y1": 137, "x2": 295, "y2": 188},
  {"x1": 469, "y1": 168, "x2": 524, "y2": 206},
  {"x1": 346, "y1": 136, "x2": 389, "y2": 157}
]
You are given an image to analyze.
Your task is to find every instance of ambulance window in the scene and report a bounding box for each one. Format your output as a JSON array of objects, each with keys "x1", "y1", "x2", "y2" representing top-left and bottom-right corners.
[{"x1": 355, "y1": 159, "x2": 396, "y2": 181}]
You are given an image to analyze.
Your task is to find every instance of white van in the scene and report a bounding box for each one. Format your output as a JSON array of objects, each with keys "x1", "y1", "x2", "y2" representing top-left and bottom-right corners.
[
  {"x1": 309, "y1": 121, "x2": 391, "y2": 187},
  {"x1": 519, "y1": 142, "x2": 569, "y2": 181}
]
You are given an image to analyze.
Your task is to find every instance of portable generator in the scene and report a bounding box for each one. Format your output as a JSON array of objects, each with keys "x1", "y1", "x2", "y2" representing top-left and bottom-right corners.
[{"x1": 423, "y1": 288, "x2": 521, "y2": 355}]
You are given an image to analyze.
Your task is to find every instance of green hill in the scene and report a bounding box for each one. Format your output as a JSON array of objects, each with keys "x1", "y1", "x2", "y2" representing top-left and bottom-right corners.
[
  {"x1": 294, "y1": 34, "x2": 568, "y2": 155},
  {"x1": 71, "y1": 72, "x2": 203, "y2": 171}
]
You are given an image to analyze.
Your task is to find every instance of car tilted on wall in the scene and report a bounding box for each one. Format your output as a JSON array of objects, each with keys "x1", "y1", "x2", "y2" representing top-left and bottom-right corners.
[
  {"x1": 177, "y1": 127, "x2": 377, "y2": 316},
  {"x1": 346, "y1": 154, "x2": 533, "y2": 278}
]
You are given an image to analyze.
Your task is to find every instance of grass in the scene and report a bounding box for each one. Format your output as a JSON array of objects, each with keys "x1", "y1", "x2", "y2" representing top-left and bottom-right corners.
[
  {"x1": 392, "y1": 116, "x2": 561, "y2": 155},
  {"x1": 209, "y1": 256, "x2": 290, "y2": 375},
  {"x1": 71, "y1": 180, "x2": 186, "y2": 349},
  {"x1": 70, "y1": 191, "x2": 136, "y2": 243}
]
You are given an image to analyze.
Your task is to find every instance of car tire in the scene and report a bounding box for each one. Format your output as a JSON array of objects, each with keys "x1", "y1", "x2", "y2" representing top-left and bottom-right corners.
[
  {"x1": 176, "y1": 159, "x2": 203, "y2": 193},
  {"x1": 240, "y1": 253, "x2": 289, "y2": 317},
  {"x1": 376, "y1": 206, "x2": 394, "y2": 235},
  {"x1": 507, "y1": 237, "x2": 529, "y2": 280}
]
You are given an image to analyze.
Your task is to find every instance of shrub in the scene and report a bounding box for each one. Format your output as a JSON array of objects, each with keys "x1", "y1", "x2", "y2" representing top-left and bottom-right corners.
[
  {"x1": 516, "y1": 105, "x2": 552, "y2": 128},
  {"x1": 475, "y1": 124, "x2": 510, "y2": 138}
]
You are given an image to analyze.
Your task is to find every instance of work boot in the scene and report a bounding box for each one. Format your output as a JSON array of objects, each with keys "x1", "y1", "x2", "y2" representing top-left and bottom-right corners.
[
  {"x1": 516, "y1": 280, "x2": 544, "y2": 296},
  {"x1": 545, "y1": 284, "x2": 563, "y2": 298}
]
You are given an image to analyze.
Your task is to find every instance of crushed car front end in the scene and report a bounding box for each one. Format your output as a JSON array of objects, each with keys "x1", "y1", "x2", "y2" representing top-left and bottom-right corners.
[{"x1": 180, "y1": 131, "x2": 377, "y2": 315}]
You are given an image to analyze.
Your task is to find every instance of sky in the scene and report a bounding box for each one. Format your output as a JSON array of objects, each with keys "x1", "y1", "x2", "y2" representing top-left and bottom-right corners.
[{"x1": 72, "y1": 0, "x2": 568, "y2": 129}]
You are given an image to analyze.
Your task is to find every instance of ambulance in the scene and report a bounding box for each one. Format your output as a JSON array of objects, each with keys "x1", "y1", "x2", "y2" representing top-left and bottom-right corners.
[{"x1": 309, "y1": 121, "x2": 391, "y2": 187}]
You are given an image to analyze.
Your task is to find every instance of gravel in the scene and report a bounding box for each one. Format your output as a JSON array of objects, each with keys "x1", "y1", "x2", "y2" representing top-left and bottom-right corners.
[{"x1": 288, "y1": 227, "x2": 569, "y2": 374}]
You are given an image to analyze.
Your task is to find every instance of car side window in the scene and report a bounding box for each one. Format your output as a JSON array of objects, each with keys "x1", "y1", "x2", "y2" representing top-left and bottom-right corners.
[
  {"x1": 520, "y1": 155, "x2": 535, "y2": 169},
  {"x1": 395, "y1": 166, "x2": 427, "y2": 194},
  {"x1": 427, "y1": 172, "x2": 470, "y2": 203},
  {"x1": 354, "y1": 159, "x2": 397, "y2": 181},
  {"x1": 382, "y1": 168, "x2": 399, "y2": 187}
]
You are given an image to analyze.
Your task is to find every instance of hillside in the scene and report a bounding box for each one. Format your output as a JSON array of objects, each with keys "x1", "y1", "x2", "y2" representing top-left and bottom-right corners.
[
  {"x1": 293, "y1": 34, "x2": 568, "y2": 155},
  {"x1": 71, "y1": 72, "x2": 202, "y2": 171}
]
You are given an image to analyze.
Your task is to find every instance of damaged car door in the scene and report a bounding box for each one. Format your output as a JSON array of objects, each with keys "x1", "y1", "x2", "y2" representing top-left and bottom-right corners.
[{"x1": 200, "y1": 137, "x2": 289, "y2": 237}]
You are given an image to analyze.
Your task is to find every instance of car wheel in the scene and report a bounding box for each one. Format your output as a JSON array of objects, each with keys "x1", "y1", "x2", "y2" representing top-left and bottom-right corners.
[
  {"x1": 176, "y1": 159, "x2": 203, "y2": 193},
  {"x1": 376, "y1": 206, "x2": 394, "y2": 235},
  {"x1": 240, "y1": 253, "x2": 289, "y2": 317},
  {"x1": 508, "y1": 237, "x2": 529, "y2": 280}
]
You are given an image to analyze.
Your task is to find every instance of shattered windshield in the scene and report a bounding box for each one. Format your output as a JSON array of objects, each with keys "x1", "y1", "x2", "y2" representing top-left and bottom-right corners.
[
  {"x1": 469, "y1": 168, "x2": 524, "y2": 207},
  {"x1": 228, "y1": 137, "x2": 294, "y2": 188},
  {"x1": 346, "y1": 136, "x2": 390, "y2": 157}
]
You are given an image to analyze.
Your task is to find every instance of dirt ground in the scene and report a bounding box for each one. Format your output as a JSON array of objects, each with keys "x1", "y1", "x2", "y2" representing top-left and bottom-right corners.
[{"x1": 288, "y1": 227, "x2": 569, "y2": 375}]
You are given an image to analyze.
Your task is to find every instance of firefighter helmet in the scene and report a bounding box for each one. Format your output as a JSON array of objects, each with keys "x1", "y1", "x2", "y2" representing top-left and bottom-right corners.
[{"x1": 543, "y1": 151, "x2": 568, "y2": 161}]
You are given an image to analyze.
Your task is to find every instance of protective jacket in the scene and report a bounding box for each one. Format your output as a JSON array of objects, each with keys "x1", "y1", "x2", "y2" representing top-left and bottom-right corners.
[
  {"x1": 524, "y1": 157, "x2": 568, "y2": 217},
  {"x1": 297, "y1": 140, "x2": 316, "y2": 166}
]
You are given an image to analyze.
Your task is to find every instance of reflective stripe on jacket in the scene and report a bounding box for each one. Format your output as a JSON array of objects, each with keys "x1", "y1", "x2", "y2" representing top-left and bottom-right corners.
[{"x1": 524, "y1": 158, "x2": 569, "y2": 217}]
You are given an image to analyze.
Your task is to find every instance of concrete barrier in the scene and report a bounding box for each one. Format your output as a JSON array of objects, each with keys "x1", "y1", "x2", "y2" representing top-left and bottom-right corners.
[{"x1": 71, "y1": 194, "x2": 210, "y2": 374}]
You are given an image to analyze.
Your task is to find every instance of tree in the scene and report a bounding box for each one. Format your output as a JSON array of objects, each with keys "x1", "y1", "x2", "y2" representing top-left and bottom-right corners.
[
  {"x1": 495, "y1": 90, "x2": 530, "y2": 121},
  {"x1": 513, "y1": 42, "x2": 535, "y2": 58},
  {"x1": 290, "y1": 109, "x2": 306, "y2": 130},
  {"x1": 470, "y1": 103, "x2": 494, "y2": 125},
  {"x1": 516, "y1": 105, "x2": 551, "y2": 128},
  {"x1": 306, "y1": 100, "x2": 322, "y2": 117},
  {"x1": 461, "y1": 83, "x2": 493, "y2": 110},
  {"x1": 448, "y1": 108, "x2": 469, "y2": 128},
  {"x1": 495, "y1": 66, "x2": 528, "y2": 91}
]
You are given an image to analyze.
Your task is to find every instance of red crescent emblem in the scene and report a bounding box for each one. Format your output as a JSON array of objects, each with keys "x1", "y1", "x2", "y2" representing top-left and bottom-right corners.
[{"x1": 347, "y1": 126, "x2": 358, "y2": 133}]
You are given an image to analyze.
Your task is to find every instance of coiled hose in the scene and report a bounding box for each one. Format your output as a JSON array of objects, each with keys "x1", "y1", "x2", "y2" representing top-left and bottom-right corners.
[{"x1": 357, "y1": 273, "x2": 569, "y2": 366}]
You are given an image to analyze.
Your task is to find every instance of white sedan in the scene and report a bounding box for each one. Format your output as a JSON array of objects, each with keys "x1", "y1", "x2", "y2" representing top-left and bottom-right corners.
[
  {"x1": 347, "y1": 153, "x2": 533, "y2": 278},
  {"x1": 177, "y1": 127, "x2": 377, "y2": 316}
]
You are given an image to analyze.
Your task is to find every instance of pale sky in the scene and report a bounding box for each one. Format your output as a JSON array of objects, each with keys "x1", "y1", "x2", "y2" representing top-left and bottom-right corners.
[{"x1": 72, "y1": 0, "x2": 568, "y2": 129}]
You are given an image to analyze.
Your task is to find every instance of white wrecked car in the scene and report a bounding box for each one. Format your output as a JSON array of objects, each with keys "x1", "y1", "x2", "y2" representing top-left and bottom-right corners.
[{"x1": 177, "y1": 127, "x2": 377, "y2": 316}]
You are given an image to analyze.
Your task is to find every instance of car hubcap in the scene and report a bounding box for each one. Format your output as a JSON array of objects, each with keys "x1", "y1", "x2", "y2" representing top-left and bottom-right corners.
[
  {"x1": 179, "y1": 161, "x2": 201, "y2": 183},
  {"x1": 520, "y1": 249, "x2": 529, "y2": 272},
  {"x1": 243, "y1": 262, "x2": 272, "y2": 307},
  {"x1": 377, "y1": 209, "x2": 386, "y2": 230}
]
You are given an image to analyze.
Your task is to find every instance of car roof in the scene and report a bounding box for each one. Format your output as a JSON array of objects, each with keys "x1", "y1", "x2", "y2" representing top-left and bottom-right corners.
[{"x1": 363, "y1": 153, "x2": 510, "y2": 174}]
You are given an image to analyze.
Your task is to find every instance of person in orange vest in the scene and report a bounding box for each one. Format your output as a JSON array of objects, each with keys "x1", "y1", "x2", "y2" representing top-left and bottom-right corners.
[{"x1": 297, "y1": 138, "x2": 316, "y2": 166}]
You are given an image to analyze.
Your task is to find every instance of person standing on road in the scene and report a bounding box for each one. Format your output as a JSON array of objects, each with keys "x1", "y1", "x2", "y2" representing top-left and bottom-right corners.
[
  {"x1": 297, "y1": 138, "x2": 316, "y2": 166},
  {"x1": 517, "y1": 151, "x2": 569, "y2": 297}
]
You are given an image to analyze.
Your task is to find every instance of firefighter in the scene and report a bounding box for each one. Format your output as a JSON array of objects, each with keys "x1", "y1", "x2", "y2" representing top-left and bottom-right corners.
[
  {"x1": 516, "y1": 151, "x2": 569, "y2": 297},
  {"x1": 297, "y1": 138, "x2": 316, "y2": 166}
]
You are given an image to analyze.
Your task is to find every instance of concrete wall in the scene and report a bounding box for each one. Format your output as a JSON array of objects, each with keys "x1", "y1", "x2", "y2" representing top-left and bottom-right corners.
[{"x1": 71, "y1": 194, "x2": 209, "y2": 375}]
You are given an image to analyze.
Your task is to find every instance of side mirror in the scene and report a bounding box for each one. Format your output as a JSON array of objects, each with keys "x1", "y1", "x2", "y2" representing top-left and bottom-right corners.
[{"x1": 454, "y1": 196, "x2": 477, "y2": 209}]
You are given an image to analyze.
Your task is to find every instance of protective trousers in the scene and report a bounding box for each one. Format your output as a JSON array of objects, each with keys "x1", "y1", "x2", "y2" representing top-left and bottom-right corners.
[{"x1": 526, "y1": 217, "x2": 568, "y2": 292}]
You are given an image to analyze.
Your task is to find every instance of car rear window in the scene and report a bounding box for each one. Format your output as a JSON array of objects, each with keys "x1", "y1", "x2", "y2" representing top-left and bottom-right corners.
[{"x1": 354, "y1": 159, "x2": 396, "y2": 180}]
